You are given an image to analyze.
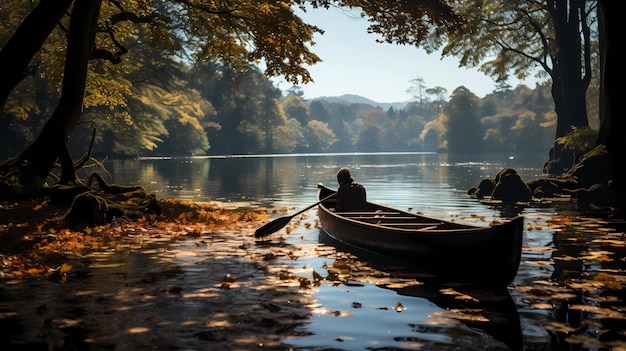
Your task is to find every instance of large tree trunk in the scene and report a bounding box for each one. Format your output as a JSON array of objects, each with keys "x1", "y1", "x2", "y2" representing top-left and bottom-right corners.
[
  {"x1": 550, "y1": 0, "x2": 590, "y2": 136},
  {"x1": 543, "y1": 0, "x2": 591, "y2": 175},
  {"x1": 595, "y1": 1, "x2": 622, "y2": 194},
  {"x1": 1, "y1": 0, "x2": 102, "y2": 191},
  {"x1": 0, "y1": 0, "x2": 73, "y2": 112}
]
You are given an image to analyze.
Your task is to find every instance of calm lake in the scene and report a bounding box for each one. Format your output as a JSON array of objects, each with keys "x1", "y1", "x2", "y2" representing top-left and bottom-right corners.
[{"x1": 77, "y1": 152, "x2": 626, "y2": 349}]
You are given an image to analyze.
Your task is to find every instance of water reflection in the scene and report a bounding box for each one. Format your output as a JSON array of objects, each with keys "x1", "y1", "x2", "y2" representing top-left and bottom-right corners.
[
  {"x1": 322, "y1": 228, "x2": 524, "y2": 350},
  {"x1": 524, "y1": 215, "x2": 626, "y2": 349},
  {"x1": 282, "y1": 229, "x2": 522, "y2": 350},
  {"x1": 390, "y1": 284, "x2": 522, "y2": 351},
  {"x1": 0, "y1": 230, "x2": 316, "y2": 350},
  {"x1": 99, "y1": 152, "x2": 547, "y2": 213},
  {"x1": 285, "y1": 281, "x2": 520, "y2": 350},
  {"x1": 76, "y1": 152, "x2": 626, "y2": 349}
]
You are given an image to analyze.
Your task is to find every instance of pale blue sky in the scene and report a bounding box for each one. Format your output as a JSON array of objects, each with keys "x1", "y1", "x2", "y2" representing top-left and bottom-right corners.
[{"x1": 274, "y1": 6, "x2": 542, "y2": 103}]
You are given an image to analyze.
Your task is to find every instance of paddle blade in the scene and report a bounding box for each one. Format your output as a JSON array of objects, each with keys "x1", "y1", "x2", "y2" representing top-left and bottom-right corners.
[{"x1": 255, "y1": 215, "x2": 294, "y2": 238}]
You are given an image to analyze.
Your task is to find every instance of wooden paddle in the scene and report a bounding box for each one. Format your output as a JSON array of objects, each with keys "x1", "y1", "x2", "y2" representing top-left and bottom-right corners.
[{"x1": 254, "y1": 193, "x2": 336, "y2": 238}]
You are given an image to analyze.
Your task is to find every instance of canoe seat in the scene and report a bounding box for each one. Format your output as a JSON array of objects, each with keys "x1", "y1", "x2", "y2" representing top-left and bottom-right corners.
[
  {"x1": 348, "y1": 216, "x2": 417, "y2": 220},
  {"x1": 339, "y1": 211, "x2": 401, "y2": 216},
  {"x1": 374, "y1": 222, "x2": 442, "y2": 227},
  {"x1": 416, "y1": 225, "x2": 440, "y2": 231}
]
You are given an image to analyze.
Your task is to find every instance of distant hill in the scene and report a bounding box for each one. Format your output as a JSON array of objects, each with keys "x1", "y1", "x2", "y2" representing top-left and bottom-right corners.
[{"x1": 308, "y1": 94, "x2": 410, "y2": 110}]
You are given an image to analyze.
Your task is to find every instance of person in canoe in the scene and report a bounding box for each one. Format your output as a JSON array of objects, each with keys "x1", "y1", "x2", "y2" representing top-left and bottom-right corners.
[{"x1": 335, "y1": 167, "x2": 367, "y2": 211}]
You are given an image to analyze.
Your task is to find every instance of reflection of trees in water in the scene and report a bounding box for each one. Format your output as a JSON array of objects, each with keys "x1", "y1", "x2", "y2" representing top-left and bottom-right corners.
[{"x1": 547, "y1": 216, "x2": 626, "y2": 348}]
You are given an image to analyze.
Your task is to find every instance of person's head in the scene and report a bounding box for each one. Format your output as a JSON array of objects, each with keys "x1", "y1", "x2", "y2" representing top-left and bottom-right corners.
[{"x1": 336, "y1": 167, "x2": 353, "y2": 185}]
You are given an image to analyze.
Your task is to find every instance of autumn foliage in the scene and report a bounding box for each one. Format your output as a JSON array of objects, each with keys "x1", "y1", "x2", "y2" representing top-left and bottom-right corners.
[{"x1": 0, "y1": 198, "x2": 270, "y2": 280}]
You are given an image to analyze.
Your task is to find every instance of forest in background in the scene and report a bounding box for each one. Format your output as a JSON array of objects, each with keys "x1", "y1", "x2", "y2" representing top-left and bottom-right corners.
[{"x1": 0, "y1": 57, "x2": 600, "y2": 160}]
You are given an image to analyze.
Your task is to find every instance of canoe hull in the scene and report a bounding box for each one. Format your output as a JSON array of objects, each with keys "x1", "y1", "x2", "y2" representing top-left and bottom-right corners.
[{"x1": 317, "y1": 185, "x2": 524, "y2": 287}]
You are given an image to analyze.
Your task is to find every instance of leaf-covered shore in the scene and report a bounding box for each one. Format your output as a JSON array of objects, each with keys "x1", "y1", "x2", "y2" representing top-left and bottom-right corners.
[{"x1": 0, "y1": 198, "x2": 272, "y2": 280}]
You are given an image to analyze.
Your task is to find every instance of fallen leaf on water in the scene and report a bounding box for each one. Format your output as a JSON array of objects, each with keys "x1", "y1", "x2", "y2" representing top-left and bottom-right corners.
[
  {"x1": 60, "y1": 262, "x2": 72, "y2": 273},
  {"x1": 312, "y1": 269, "x2": 323, "y2": 282},
  {"x1": 531, "y1": 303, "x2": 554, "y2": 310},
  {"x1": 395, "y1": 302, "x2": 406, "y2": 312},
  {"x1": 564, "y1": 334, "x2": 606, "y2": 348},
  {"x1": 569, "y1": 304, "x2": 626, "y2": 319},
  {"x1": 543, "y1": 321, "x2": 577, "y2": 333}
]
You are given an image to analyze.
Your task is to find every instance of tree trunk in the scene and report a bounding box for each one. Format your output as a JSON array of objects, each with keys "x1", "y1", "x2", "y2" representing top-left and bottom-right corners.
[
  {"x1": 550, "y1": 0, "x2": 590, "y2": 137},
  {"x1": 3, "y1": 0, "x2": 102, "y2": 188},
  {"x1": 595, "y1": 0, "x2": 623, "y2": 194},
  {"x1": 0, "y1": 0, "x2": 73, "y2": 112},
  {"x1": 543, "y1": 0, "x2": 592, "y2": 175}
]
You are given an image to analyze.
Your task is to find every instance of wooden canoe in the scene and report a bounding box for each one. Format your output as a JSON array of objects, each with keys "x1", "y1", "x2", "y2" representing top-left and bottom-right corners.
[{"x1": 316, "y1": 184, "x2": 524, "y2": 287}]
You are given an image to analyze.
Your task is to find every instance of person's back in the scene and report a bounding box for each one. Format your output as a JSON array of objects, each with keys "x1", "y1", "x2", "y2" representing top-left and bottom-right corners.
[{"x1": 335, "y1": 167, "x2": 367, "y2": 212}]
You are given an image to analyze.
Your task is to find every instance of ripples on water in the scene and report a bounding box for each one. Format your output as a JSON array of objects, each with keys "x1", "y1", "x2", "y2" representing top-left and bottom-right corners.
[{"x1": 76, "y1": 153, "x2": 626, "y2": 349}]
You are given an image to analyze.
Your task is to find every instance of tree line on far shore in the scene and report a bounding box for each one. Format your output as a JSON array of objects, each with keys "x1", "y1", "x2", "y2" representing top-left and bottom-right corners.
[{"x1": 0, "y1": 57, "x2": 599, "y2": 162}]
